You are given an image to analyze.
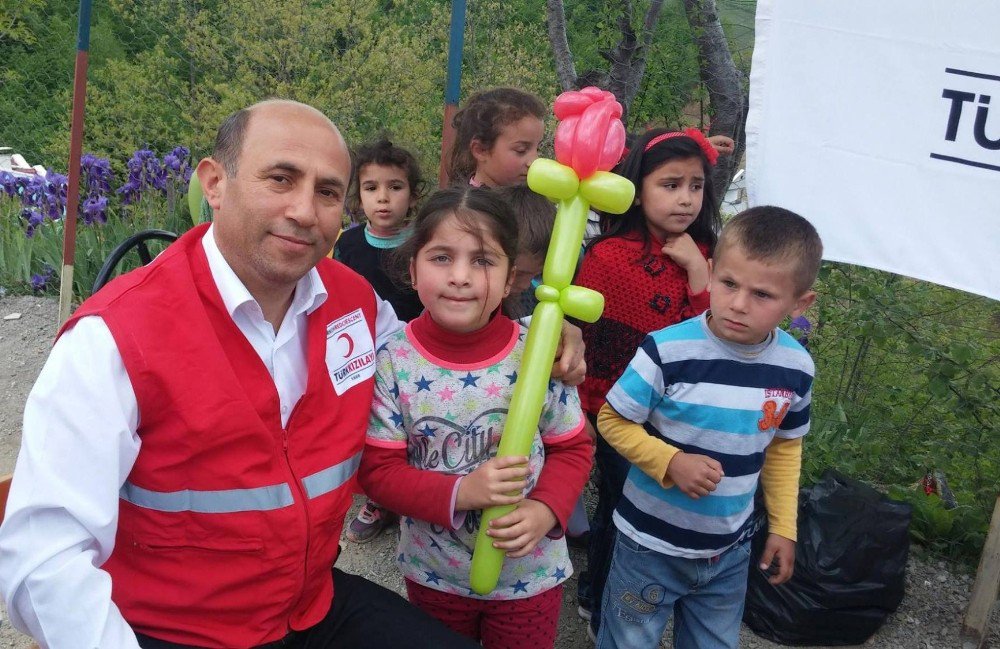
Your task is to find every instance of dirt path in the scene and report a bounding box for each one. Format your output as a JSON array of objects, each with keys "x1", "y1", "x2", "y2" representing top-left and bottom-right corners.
[{"x1": 1, "y1": 295, "x2": 996, "y2": 648}]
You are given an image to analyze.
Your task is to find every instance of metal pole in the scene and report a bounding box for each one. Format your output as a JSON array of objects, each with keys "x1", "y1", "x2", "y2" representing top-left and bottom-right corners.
[
  {"x1": 438, "y1": 0, "x2": 467, "y2": 187},
  {"x1": 58, "y1": 0, "x2": 93, "y2": 328}
]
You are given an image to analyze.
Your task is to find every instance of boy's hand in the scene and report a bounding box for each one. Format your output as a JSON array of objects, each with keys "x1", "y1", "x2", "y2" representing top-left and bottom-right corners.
[
  {"x1": 759, "y1": 534, "x2": 796, "y2": 585},
  {"x1": 456, "y1": 456, "x2": 529, "y2": 511},
  {"x1": 665, "y1": 451, "x2": 723, "y2": 498},
  {"x1": 486, "y1": 498, "x2": 558, "y2": 558}
]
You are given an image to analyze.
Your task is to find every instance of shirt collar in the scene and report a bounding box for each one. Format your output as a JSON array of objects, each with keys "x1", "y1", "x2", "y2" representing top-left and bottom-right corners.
[
  {"x1": 201, "y1": 224, "x2": 328, "y2": 319},
  {"x1": 364, "y1": 224, "x2": 410, "y2": 249},
  {"x1": 700, "y1": 311, "x2": 775, "y2": 359}
]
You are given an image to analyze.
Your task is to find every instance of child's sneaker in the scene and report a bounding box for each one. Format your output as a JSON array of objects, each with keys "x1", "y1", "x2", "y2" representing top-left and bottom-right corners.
[
  {"x1": 577, "y1": 571, "x2": 593, "y2": 621},
  {"x1": 346, "y1": 500, "x2": 393, "y2": 543}
]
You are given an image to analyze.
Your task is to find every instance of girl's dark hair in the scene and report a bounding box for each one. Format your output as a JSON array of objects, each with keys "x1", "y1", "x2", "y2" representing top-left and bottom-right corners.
[
  {"x1": 447, "y1": 87, "x2": 546, "y2": 183},
  {"x1": 593, "y1": 128, "x2": 720, "y2": 252},
  {"x1": 392, "y1": 186, "x2": 519, "y2": 288},
  {"x1": 347, "y1": 136, "x2": 425, "y2": 219},
  {"x1": 496, "y1": 184, "x2": 556, "y2": 258}
]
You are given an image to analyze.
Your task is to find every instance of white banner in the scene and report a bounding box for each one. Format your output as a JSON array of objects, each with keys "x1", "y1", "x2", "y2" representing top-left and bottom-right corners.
[{"x1": 746, "y1": 1, "x2": 1000, "y2": 300}]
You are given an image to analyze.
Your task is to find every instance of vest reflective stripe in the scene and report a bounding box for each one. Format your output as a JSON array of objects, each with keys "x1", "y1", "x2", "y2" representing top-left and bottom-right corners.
[
  {"x1": 120, "y1": 481, "x2": 294, "y2": 513},
  {"x1": 302, "y1": 451, "x2": 362, "y2": 499},
  {"x1": 119, "y1": 452, "x2": 362, "y2": 513}
]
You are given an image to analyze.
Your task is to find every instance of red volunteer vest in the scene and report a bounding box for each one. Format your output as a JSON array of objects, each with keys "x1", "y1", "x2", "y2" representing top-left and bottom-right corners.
[{"x1": 62, "y1": 224, "x2": 378, "y2": 647}]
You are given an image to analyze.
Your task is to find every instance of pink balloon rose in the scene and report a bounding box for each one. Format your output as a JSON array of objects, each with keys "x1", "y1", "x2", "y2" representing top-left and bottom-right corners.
[{"x1": 553, "y1": 87, "x2": 626, "y2": 179}]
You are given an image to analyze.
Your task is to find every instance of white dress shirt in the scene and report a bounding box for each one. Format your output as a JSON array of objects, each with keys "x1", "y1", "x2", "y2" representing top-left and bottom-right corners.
[{"x1": 0, "y1": 226, "x2": 403, "y2": 648}]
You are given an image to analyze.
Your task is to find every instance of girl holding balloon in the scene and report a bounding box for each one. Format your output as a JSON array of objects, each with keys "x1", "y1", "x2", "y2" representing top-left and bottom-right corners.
[
  {"x1": 357, "y1": 185, "x2": 592, "y2": 649},
  {"x1": 574, "y1": 127, "x2": 721, "y2": 634}
]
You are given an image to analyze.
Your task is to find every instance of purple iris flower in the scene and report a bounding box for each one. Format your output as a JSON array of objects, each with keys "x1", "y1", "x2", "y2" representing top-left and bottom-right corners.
[
  {"x1": 22, "y1": 176, "x2": 47, "y2": 207},
  {"x1": 81, "y1": 195, "x2": 109, "y2": 225},
  {"x1": 0, "y1": 171, "x2": 18, "y2": 197},
  {"x1": 163, "y1": 146, "x2": 193, "y2": 185},
  {"x1": 789, "y1": 315, "x2": 812, "y2": 348},
  {"x1": 30, "y1": 266, "x2": 54, "y2": 292},
  {"x1": 21, "y1": 207, "x2": 45, "y2": 238},
  {"x1": 81, "y1": 154, "x2": 113, "y2": 196},
  {"x1": 118, "y1": 148, "x2": 167, "y2": 204},
  {"x1": 43, "y1": 172, "x2": 68, "y2": 220}
]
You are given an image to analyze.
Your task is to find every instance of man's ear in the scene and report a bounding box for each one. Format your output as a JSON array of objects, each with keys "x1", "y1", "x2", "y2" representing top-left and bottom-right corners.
[
  {"x1": 790, "y1": 290, "x2": 816, "y2": 318},
  {"x1": 196, "y1": 158, "x2": 226, "y2": 211}
]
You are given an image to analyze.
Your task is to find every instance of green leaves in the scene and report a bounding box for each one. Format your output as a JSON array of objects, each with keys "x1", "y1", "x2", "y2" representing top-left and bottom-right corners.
[{"x1": 806, "y1": 261, "x2": 999, "y2": 564}]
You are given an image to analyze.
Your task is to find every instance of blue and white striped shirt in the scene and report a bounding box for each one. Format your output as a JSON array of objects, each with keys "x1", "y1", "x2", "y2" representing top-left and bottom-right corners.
[{"x1": 607, "y1": 312, "x2": 814, "y2": 558}]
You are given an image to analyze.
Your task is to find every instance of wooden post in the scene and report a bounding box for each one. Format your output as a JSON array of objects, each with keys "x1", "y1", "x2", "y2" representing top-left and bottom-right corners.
[
  {"x1": 962, "y1": 496, "x2": 1000, "y2": 649},
  {"x1": 57, "y1": 0, "x2": 94, "y2": 328},
  {"x1": 438, "y1": 0, "x2": 466, "y2": 187}
]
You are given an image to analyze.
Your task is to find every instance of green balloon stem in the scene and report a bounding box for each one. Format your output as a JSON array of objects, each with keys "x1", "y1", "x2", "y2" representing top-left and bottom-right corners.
[
  {"x1": 187, "y1": 174, "x2": 204, "y2": 227},
  {"x1": 469, "y1": 303, "x2": 564, "y2": 594},
  {"x1": 469, "y1": 191, "x2": 598, "y2": 595}
]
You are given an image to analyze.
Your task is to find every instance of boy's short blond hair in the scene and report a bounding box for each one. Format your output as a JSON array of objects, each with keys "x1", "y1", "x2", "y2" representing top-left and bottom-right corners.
[
  {"x1": 715, "y1": 206, "x2": 823, "y2": 295},
  {"x1": 496, "y1": 185, "x2": 556, "y2": 258}
]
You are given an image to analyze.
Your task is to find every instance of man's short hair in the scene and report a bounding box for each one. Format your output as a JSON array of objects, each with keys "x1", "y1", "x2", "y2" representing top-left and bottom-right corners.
[
  {"x1": 496, "y1": 184, "x2": 556, "y2": 258},
  {"x1": 213, "y1": 107, "x2": 253, "y2": 177},
  {"x1": 716, "y1": 206, "x2": 824, "y2": 294},
  {"x1": 212, "y1": 100, "x2": 340, "y2": 178}
]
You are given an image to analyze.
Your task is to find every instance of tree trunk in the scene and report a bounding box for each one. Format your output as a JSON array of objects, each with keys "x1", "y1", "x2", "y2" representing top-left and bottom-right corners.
[
  {"x1": 604, "y1": 0, "x2": 665, "y2": 123},
  {"x1": 683, "y1": 0, "x2": 747, "y2": 208},
  {"x1": 545, "y1": 0, "x2": 577, "y2": 92},
  {"x1": 544, "y1": 0, "x2": 747, "y2": 207}
]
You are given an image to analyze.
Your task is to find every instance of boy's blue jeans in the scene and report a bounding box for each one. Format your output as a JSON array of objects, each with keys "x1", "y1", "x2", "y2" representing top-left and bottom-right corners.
[
  {"x1": 596, "y1": 530, "x2": 751, "y2": 649},
  {"x1": 578, "y1": 429, "x2": 632, "y2": 631}
]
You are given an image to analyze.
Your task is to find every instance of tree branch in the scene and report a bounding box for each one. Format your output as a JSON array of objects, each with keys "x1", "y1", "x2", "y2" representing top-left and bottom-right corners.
[
  {"x1": 641, "y1": 0, "x2": 666, "y2": 51},
  {"x1": 604, "y1": 0, "x2": 665, "y2": 121},
  {"x1": 546, "y1": 0, "x2": 577, "y2": 91},
  {"x1": 683, "y1": 0, "x2": 747, "y2": 207}
]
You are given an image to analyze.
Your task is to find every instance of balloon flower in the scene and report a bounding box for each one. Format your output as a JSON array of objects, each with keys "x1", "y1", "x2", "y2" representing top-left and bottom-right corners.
[
  {"x1": 187, "y1": 173, "x2": 204, "y2": 227},
  {"x1": 469, "y1": 87, "x2": 635, "y2": 595}
]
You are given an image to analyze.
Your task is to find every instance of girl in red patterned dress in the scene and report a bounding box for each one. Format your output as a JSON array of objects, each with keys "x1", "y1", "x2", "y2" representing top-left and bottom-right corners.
[{"x1": 574, "y1": 128, "x2": 722, "y2": 636}]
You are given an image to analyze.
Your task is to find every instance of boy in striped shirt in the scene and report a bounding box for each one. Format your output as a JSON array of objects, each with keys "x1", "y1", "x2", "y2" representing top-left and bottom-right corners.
[{"x1": 595, "y1": 206, "x2": 823, "y2": 649}]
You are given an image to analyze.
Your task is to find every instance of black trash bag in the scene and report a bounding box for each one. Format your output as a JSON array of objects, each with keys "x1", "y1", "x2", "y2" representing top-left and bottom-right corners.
[{"x1": 743, "y1": 469, "x2": 912, "y2": 646}]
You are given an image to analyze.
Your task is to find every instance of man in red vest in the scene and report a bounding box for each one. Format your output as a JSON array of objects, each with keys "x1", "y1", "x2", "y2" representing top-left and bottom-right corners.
[{"x1": 0, "y1": 100, "x2": 583, "y2": 648}]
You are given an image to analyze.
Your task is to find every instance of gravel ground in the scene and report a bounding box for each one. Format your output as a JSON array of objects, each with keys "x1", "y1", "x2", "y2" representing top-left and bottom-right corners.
[{"x1": 1, "y1": 294, "x2": 997, "y2": 648}]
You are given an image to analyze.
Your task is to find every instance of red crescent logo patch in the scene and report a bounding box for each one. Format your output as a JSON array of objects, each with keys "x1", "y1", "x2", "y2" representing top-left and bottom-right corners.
[{"x1": 337, "y1": 332, "x2": 354, "y2": 358}]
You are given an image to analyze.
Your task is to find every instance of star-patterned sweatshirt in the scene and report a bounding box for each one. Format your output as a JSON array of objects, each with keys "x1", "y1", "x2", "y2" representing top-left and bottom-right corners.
[{"x1": 359, "y1": 310, "x2": 592, "y2": 600}]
